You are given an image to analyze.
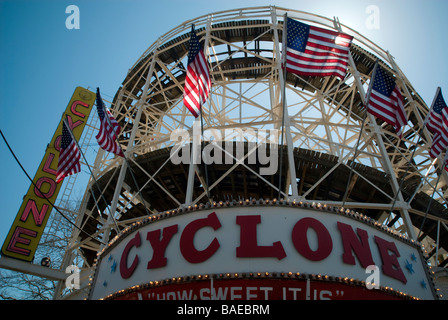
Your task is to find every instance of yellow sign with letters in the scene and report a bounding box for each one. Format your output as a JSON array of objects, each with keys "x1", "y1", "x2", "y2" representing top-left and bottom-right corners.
[{"x1": 1, "y1": 87, "x2": 95, "y2": 262}]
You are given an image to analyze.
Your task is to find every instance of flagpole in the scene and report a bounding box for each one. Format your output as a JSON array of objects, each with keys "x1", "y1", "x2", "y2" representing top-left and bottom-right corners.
[
  {"x1": 277, "y1": 13, "x2": 287, "y2": 200},
  {"x1": 342, "y1": 60, "x2": 379, "y2": 206},
  {"x1": 388, "y1": 87, "x2": 441, "y2": 216},
  {"x1": 275, "y1": 11, "x2": 299, "y2": 201},
  {"x1": 200, "y1": 109, "x2": 212, "y2": 204},
  {"x1": 96, "y1": 88, "x2": 151, "y2": 217},
  {"x1": 202, "y1": 18, "x2": 213, "y2": 205},
  {"x1": 184, "y1": 21, "x2": 212, "y2": 206},
  {"x1": 185, "y1": 121, "x2": 197, "y2": 206},
  {"x1": 63, "y1": 116, "x2": 120, "y2": 232},
  {"x1": 406, "y1": 87, "x2": 445, "y2": 206}
]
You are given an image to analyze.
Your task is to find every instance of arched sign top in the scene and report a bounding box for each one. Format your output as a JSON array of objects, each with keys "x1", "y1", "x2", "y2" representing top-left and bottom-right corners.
[{"x1": 88, "y1": 201, "x2": 437, "y2": 300}]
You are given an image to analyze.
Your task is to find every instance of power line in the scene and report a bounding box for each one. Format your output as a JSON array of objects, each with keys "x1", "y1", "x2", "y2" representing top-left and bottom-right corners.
[{"x1": 0, "y1": 129, "x2": 106, "y2": 246}]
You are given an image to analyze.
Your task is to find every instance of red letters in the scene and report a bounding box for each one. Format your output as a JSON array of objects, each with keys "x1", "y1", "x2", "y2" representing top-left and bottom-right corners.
[
  {"x1": 117, "y1": 211, "x2": 409, "y2": 287},
  {"x1": 337, "y1": 222, "x2": 375, "y2": 268},
  {"x1": 6, "y1": 227, "x2": 37, "y2": 256},
  {"x1": 374, "y1": 236, "x2": 407, "y2": 284},
  {"x1": 180, "y1": 212, "x2": 221, "y2": 263},
  {"x1": 65, "y1": 115, "x2": 84, "y2": 135},
  {"x1": 120, "y1": 231, "x2": 141, "y2": 279},
  {"x1": 42, "y1": 153, "x2": 57, "y2": 176},
  {"x1": 19, "y1": 199, "x2": 50, "y2": 226},
  {"x1": 147, "y1": 225, "x2": 178, "y2": 269},
  {"x1": 34, "y1": 176, "x2": 57, "y2": 199},
  {"x1": 236, "y1": 215, "x2": 286, "y2": 260},
  {"x1": 291, "y1": 217, "x2": 333, "y2": 261},
  {"x1": 70, "y1": 100, "x2": 89, "y2": 118}
]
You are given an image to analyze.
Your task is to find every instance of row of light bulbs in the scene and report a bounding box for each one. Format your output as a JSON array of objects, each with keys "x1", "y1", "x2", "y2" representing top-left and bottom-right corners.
[
  {"x1": 100, "y1": 270, "x2": 420, "y2": 300},
  {"x1": 97, "y1": 198, "x2": 425, "y2": 260}
]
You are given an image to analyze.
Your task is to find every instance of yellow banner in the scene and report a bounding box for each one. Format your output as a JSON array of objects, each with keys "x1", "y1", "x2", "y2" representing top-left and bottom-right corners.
[{"x1": 1, "y1": 87, "x2": 96, "y2": 262}]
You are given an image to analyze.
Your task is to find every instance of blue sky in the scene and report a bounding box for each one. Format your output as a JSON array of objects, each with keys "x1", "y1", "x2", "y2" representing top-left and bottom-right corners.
[{"x1": 1, "y1": 0, "x2": 447, "y2": 255}]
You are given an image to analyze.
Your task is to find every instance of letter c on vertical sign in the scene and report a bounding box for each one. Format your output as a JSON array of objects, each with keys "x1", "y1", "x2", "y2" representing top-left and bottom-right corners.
[
  {"x1": 291, "y1": 217, "x2": 333, "y2": 261},
  {"x1": 70, "y1": 100, "x2": 89, "y2": 118},
  {"x1": 120, "y1": 231, "x2": 141, "y2": 279},
  {"x1": 180, "y1": 212, "x2": 221, "y2": 263}
]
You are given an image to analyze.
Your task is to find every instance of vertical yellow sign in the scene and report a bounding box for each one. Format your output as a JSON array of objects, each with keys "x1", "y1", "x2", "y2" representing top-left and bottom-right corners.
[{"x1": 1, "y1": 87, "x2": 96, "y2": 262}]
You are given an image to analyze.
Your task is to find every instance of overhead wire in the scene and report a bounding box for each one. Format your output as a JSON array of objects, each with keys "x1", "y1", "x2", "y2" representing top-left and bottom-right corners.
[{"x1": 0, "y1": 129, "x2": 107, "y2": 246}]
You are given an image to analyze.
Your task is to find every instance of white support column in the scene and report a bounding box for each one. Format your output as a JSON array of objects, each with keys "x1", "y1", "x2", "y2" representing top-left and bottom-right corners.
[
  {"x1": 271, "y1": 7, "x2": 299, "y2": 199},
  {"x1": 185, "y1": 16, "x2": 213, "y2": 206},
  {"x1": 317, "y1": 93, "x2": 337, "y2": 156},
  {"x1": 101, "y1": 38, "x2": 161, "y2": 246},
  {"x1": 185, "y1": 123, "x2": 201, "y2": 206}
]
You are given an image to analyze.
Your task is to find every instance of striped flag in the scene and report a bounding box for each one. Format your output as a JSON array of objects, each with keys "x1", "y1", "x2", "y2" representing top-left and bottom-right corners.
[
  {"x1": 56, "y1": 120, "x2": 81, "y2": 183},
  {"x1": 183, "y1": 25, "x2": 211, "y2": 118},
  {"x1": 425, "y1": 87, "x2": 448, "y2": 159},
  {"x1": 284, "y1": 17, "x2": 353, "y2": 79},
  {"x1": 366, "y1": 64, "x2": 407, "y2": 137},
  {"x1": 95, "y1": 88, "x2": 124, "y2": 157}
]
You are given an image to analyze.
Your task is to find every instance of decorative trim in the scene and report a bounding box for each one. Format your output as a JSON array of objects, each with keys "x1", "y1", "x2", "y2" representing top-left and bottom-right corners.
[
  {"x1": 101, "y1": 270, "x2": 420, "y2": 300},
  {"x1": 87, "y1": 199, "x2": 439, "y2": 300}
]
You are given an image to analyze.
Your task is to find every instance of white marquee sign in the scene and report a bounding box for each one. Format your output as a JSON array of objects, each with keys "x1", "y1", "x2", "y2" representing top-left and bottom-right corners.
[{"x1": 88, "y1": 203, "x2": 436, "y2": 300}]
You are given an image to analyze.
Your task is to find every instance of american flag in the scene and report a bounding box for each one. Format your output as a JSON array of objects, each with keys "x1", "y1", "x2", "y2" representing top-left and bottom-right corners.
[
  {"x1": 183, "y1": 25, "x2": 211, "y2": 118},
  {"x1": 95, "y1": 88, "x2": 124, "y2": 157},
  {"x1": 425, "y1": 87, "x2": 448, "y2": 159},
  {"x1": 56, "y1": 120, "x2": 81, "y2": 183},
  {"x1": 284, "y1": 17, "x2": 353, "y2": 79},
  {"x1": 366, "y1": 64, "x2": 407, "y2": 137}
]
